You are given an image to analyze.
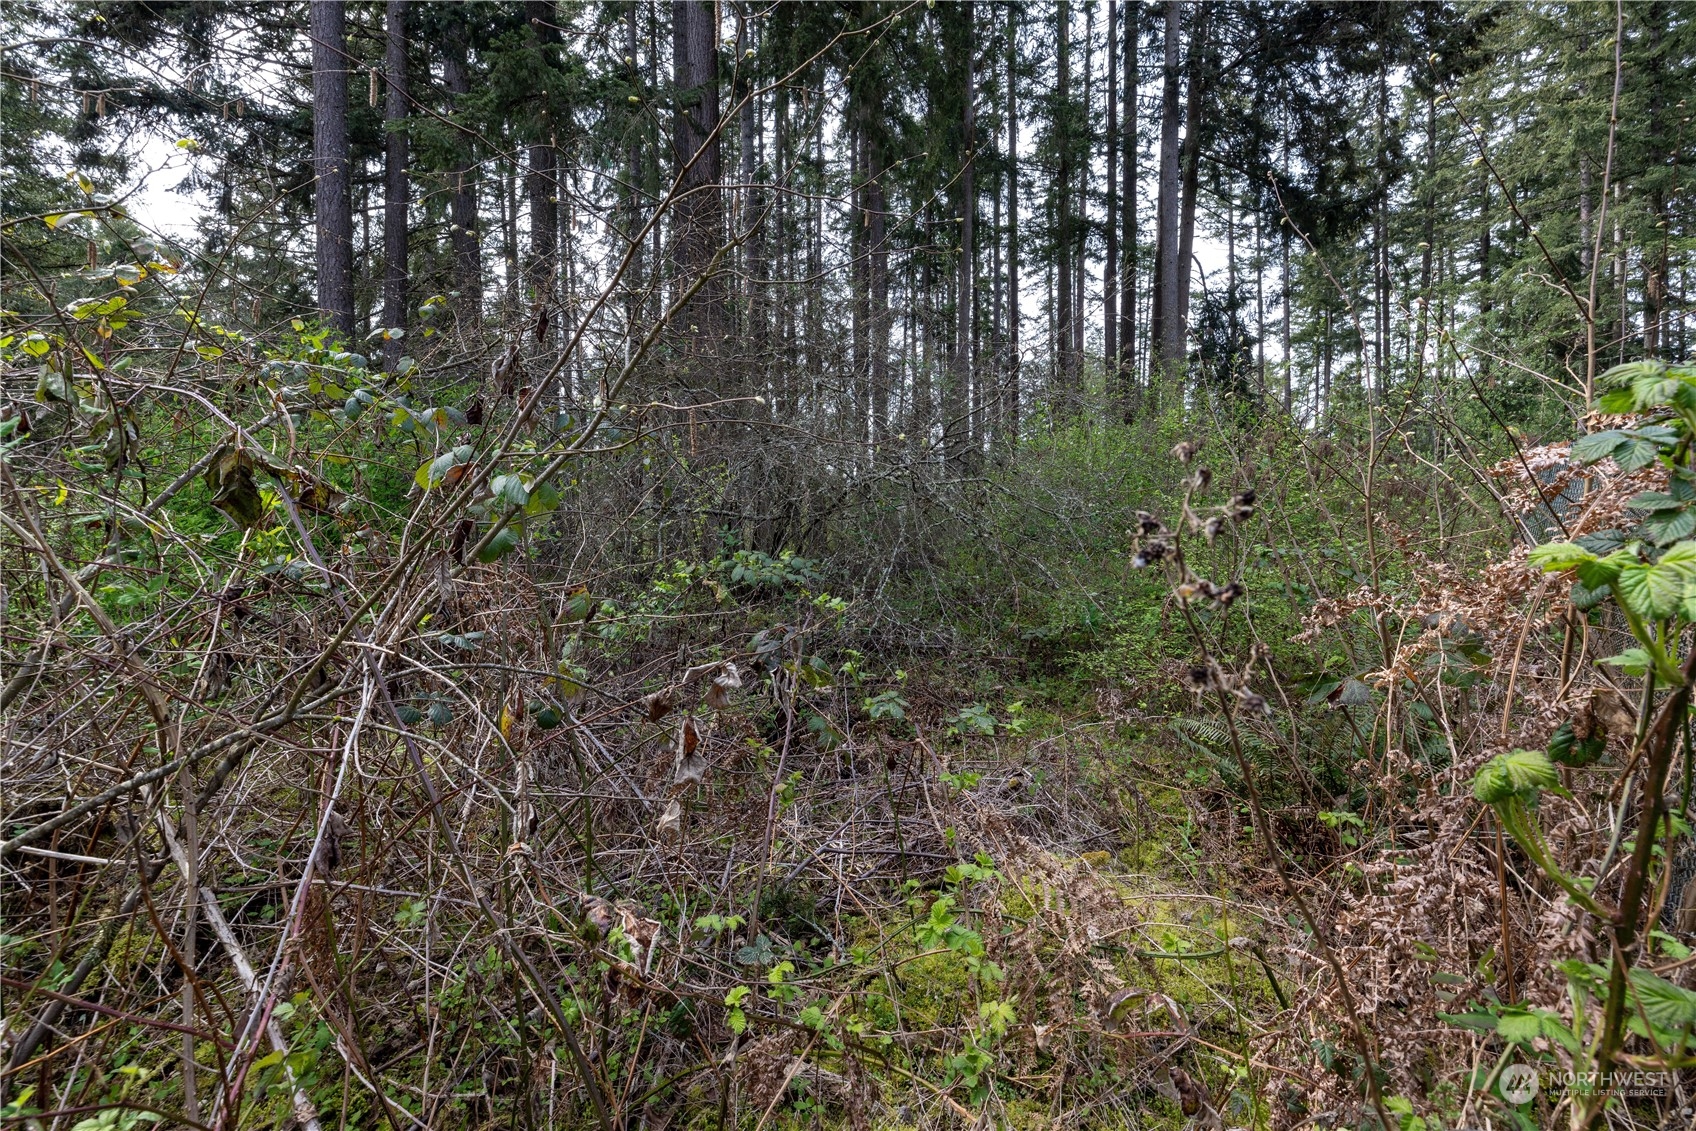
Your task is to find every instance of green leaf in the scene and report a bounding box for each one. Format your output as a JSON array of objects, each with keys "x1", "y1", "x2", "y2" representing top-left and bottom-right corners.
[
  {"x1": 477, "y1": 526, "x2": 520, "y2": 563},
  {"x1": 420, "y1": 446, "x2": 472, "y2": 489},
  {"x1": 1569, "y1": 580, "x2": 1611, "y2": 611},
  {"x1": 1629, "y1": 491, "x2": 1686, "y2": 513},
  {"x1": 1627, "y1": 968, "x2": 1696, "y2": 1037},
  {"x1": 1599, "y1": 360, "x2": 1668, "y2": 389},
  {"x1": 1643, "y1": 508, "x2": 1696, "y2": 545},
  {"x1": 1614, "y1": 438, "x2": 1661, "y2": 472},
  {"x1": 1601, "y1": 648, "x2": 1652, "y2": 677},
  {"x1": 1659, "y1": 542, "x2": 1696, "y2": 570},
  {"x1": 491, "y1": 474, "x2": 529, "y2": 507},
  {"x1": 1438, "y1": 1010, "x2": 1499, "y2": 1034},
  {"x1": 1617, "y1": 560, "x2": 1685, "y2": 620},
  {"x1": 524, "y1": 480, "x2": 561, "y2": 516},
  {"x1": 1571, "y1": 429, "x2": 1626, "y2": 464},
  {"x1": 1473, "y1": 749, "x2": 1559, "y2": 805},
  {"x1": 1576, "y1": 549, "x2": 1636, "y2": 590},
  {"x1": 1528, "y1": 542, "x2": 1595, "y2": 572},
  {"x1": 1493, "y1": 1008, "x2": 1543, "y2": 1045}
]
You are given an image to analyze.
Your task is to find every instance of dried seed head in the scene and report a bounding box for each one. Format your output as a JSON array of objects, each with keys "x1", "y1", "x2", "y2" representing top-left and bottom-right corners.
[
  {"x1": 1132, "y1": 538, "x2": 1170, "y2": 569},
  {"x1": 1136, "y1": 510, "x2": 1163, "y2": 535},
  {"x1": 1203, "y1": 515, "x2": 1226, "y2": 544},
  {"x1": 1239, "y1": 690, "x2": 1271, "y2": 716},
  {"x1": 1215, "y1": 582, "x2": 1244, "y2": 606},
  {"x1": 1186, "y1": 468, "x2": 1213, "y2": 491},
  {"x1": 1175, "y1": 581, "x2": 1202, "y2": 604},
  {"x1": 1181, "y1": 665, "x2": 1216, "y2": 692},
  {"x1": 1171, "y1": 441, "x2": 1200, "y2": 465}
]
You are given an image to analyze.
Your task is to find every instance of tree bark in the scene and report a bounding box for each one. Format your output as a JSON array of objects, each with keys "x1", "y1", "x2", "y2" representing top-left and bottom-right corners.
[
  {"x1": 1073, "y1": 2, "x2": 1090, "y2": 376},
  {"x1": 1643, "y1": 0, "x2": 1669, "y2": 356},
  {"x1": 868, "y1": 118, "x2": 890, "y2": 446},
  {"x1": 1054, "y1": 0, "x2": 1073, "y2": 403},
  {"x1": 443, "y1": 21, "x2": 481, "y2": 336},
  {"x1": 1174, "y1": 1, "x2": 1209, "y2": 351},
  {"x1": 311, "y1": 0, "x2": 353, "y2": 337},
  {"x1": 1104, "y1": 0, "x2": 1118, "y2": 400},
  {"x1": 624, "y1": 1, "x2": 644, "y2": 338},
  {"x1": 672, "y1": 0, "x2": 724, "y2": 386},
  {"x1": 945, "y1": 2, "x2": 975, "y2": 466},
  {"x1": 526, "y1": 1, "x2": 559, "y2": 303},
  {"x1": 1004, "y1": 4, "x2": 1020, "y2": 446},
  {"x1": 1119, "y1": 0, "x2": 1137, "y2": 415},
  {"x1": 1151, "y1": 0, "x2": 1182, "y2": 384},
  {"x1": 381, "y1": 0, "x2": 409, "y2": 368}
]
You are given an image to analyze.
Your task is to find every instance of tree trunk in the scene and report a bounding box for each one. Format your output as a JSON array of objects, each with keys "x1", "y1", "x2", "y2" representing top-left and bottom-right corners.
[
  {"x1": 526, "y1": 1, "x2": 559, "y2": 304},
  {"x1": 311, "y1": 0, "x2": 353, "y2": 337},
  {"x1": 1279, "y1": 113, "x2": 1292, "y2": 411},
  {"x1": 672, "y1": 0, "x2": 724, "y2": 385},
  {"x1": 1004, "y1": 3, "x2": 1020, "y2": 446},
  {"x1": 1254, "y1": 208, "x2": 1265, "y2": 393},
  {"x1": 381, "y1": 0, "x2": 409, "y2": 368},
  {"x1": 1151, "y1": 0, "x2": 1182, "y2": 384},
  {"x1": 1054, "y1": 0, "x2": 1073, "y2": 405},
  {"x1": 949, "y1": 0, "x2": 975, "y2": 467},
  {"x1": 624, "y1": 2, "x2": 644, "y2": 340},
  {"x1": 1174, "y1": 1, "x2": 1208, "y2": 354},
  {"x1": 1414, "y1": 90, "x2": 1435, "y2": 392},
  {"x1": 1104, "y1": 0, "x2": 1118, "y2": 403},
  {"x1": 851, "y1": 113, "x2": 870, "y2": 448},
  {"x1": 1643, "y1": 0, "x2": 1668, "y2": 356},
  {"x1": 1478, "y1": 151, "x2": 1491, "y2": 378},
  {"x1": 1119, "y1": 0, "x2": 1137, "y2": 415},
  {"x1": 502, "y1": 163, "x2": 520, "y2": 308},
  {"x1": 443, "y1": 21, "x2": 481, "y2": 337},
  {"x1": 735, "y1": 5, "x2": 758, "y2": 369},
  {"x1": 868, "y1": 121, "x2": 890, "y2": 446},
  {"x1": 1073, "y1": 2, "x2": 1090, "y2": 377}
]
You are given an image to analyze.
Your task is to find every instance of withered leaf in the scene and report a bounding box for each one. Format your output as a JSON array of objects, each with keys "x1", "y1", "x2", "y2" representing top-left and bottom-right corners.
[
  {"x1": 705, "y1": 662, "x2": 742, "y2": 710},
  {"x1": 205, "y1": 447, "x2": 264, "y2": 529},
  {"x1": 1169, "y1": 1067, "x2": 1208, "y2": 1117},
  {"x1": 643, "y1": 687, "x2": 676, "y2": 722},
  {"x1": 673, "y1": 750, "x2": 707, "y2": 787},
  {"x1": 656, "y1": 798, "x2": 682, "y2": 836},
  {"x1": 580, "y1": 895, "x2": 615, "y2": 941}
]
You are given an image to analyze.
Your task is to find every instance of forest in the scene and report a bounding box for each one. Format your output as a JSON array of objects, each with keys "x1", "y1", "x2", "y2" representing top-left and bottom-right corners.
[{"x1": 2, "y1": 0, "x2": 1695, "y2": 1128}]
